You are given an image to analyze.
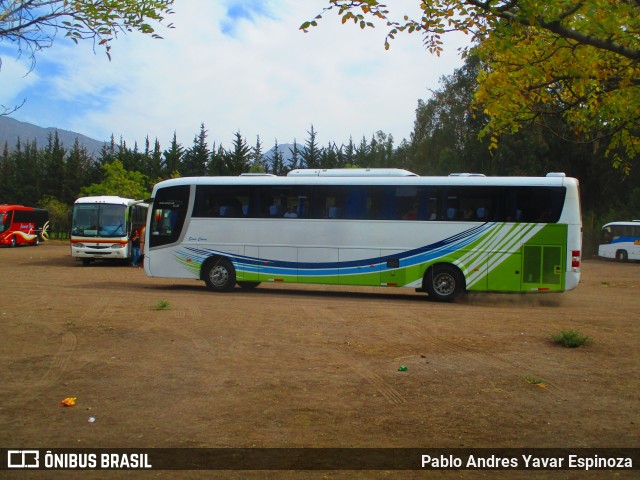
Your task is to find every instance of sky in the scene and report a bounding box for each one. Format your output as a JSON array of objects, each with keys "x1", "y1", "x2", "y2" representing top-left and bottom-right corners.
[{"x1": 0, "y1": 0, "x2": 470, "y2": 152}]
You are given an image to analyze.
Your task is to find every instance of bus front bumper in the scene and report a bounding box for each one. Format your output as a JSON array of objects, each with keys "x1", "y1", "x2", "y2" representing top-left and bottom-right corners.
[{"x1": 71, "y1": 244, "x2": 129, "y2": 259}]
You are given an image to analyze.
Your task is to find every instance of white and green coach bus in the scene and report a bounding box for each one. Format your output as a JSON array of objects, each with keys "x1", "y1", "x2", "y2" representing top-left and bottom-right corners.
[{"x1": 144, "y1": 169, "x2": 582, "y2": 301}]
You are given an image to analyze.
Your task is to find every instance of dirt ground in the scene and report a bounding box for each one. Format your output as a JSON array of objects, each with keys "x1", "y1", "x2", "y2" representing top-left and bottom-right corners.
[{"x1": 0, "y1": 241, "x2": 638, "y2": 479}]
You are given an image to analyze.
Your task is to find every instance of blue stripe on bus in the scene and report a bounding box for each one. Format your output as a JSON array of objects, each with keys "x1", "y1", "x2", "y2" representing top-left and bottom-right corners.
[{"x1": 175, "y1": 223, "x2": 493, "y2": 277}]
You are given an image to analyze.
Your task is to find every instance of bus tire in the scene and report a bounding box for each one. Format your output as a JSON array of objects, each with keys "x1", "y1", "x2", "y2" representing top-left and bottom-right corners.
[
  {"x1": 423, "y1": 264, "x2": 465, "y2": 302},
  {"x1": 10, "y1": 236, "x2": 16, "y2": 247},
  {"x1": 616, "y1": 250, "x2": 628, "y2": 262},
  {"x1": 237, "y1": 281, "x2": 261, "y2": 289},
  {"x1": 202, "y1": 257, "x2": 236, "y2": 292}
]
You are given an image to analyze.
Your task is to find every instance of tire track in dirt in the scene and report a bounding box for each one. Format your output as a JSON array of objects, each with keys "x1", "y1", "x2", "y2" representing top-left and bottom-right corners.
[
  {"x1": 161, "y1": 301, "x2": 212, "y2": 351},
  {"x1": 186, "y1": 303, "x2": 211, "y2": 350},
  {"x1": 28, "y1": 298, "x2": 113, "y2": 398},
  {"x1": 346, "y1": 362, "x2": 407, "y2": 405},
  {"x1": 398, "y1": 320, "x2": 563, "y2": 394},
  {"x1": 301, "y1": 306, "x2": 407, "y2": 405},
  {"x1": 32, "y1": 331, "x2": 77, "y2": 393}
]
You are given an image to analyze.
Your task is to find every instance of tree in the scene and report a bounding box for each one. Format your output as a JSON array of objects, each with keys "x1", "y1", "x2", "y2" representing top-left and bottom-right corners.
[
  {"x1": 225, "y1": 131, "x2": 251, "y2": 176},
  {"x1": 144, "y1": 137, "x2": 164, "y2": 184},
  {"x1": 42, "y1": 131, "x2": 66, "y2": 199},
  {"x1": 269, "y1": 139, "x2": 285, "y2": 175},
  {"x1": 288, "y1": 141, "x2": 301, "y2": 172},
  {"x1": 305, "y1": 1, "x2": 640, "y2": 168},
  {"x1": 80, "y1": 160, "x2": 148, "y2": 199},
  {"x1": 64, "y1": 138, "x2": 92, "y2": 203},
  {"x1": 250, "y1": 135, "x2": 266, "y2": 172},
  {"x1": 38, "y1": 195, "x2": 71, "y2": 237},
  {"x1": 0, "y1": 0, "x2": 175, "y2": 64},
  {"x1": 300, "y1": 125, "x2": 322, "y2": 169},
  {"x1": 163, "y1": 131, "x2": 184, "y2": 177},
  {"x1": 182, "y1": 123, "x2": 209, "y2": 176}
]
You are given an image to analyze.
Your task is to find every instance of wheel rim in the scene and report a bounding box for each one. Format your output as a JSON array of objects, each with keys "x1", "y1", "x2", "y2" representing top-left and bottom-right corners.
[
  {"x1": 209, "y1": 265, "x2": 229, "y2": 288},
  {"x1": 433, "y1": 272, "x2": 456, "y2": 296}
]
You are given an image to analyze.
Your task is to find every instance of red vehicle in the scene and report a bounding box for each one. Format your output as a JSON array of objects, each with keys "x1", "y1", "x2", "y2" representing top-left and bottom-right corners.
[{"x1": 0, "y1": 204, "x2": 49, "y2": 247}]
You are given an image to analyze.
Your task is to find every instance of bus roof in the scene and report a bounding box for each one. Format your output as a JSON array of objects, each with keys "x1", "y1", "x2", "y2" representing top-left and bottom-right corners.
[
  {"x1": 74, "y1": 196, "x2": 138, "y2": 206},
  {"x1": 287, "y1": 168, "x2": 418, "y2": 177},
  {"x1": 602, "y1": 220, "x2": 640, "y2": 228},
  {"x1": 153, "y1": 171, "x2": 578, "y2": 190},
  {"x1": 0, "y1": 204, "x2": 46, "y2": 212}
]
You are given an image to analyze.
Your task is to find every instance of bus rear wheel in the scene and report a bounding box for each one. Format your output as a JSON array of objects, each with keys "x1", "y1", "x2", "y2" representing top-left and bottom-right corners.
[
  {"x1": 616, "y1": 250, "x2": 628, "y2": 262},
  {"x1": 424, "y1": 264, "x2": 465, "y2": 302},
  {"x1": 203, "y1": 257, "x2": 236, "y2": 292}
]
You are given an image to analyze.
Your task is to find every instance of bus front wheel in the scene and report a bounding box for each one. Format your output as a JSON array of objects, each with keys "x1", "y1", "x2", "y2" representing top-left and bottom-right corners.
[
  {"x1": 203, "y1": 257, "x2": 236, "y2": 292},
  {"x1": 424, "y1": 264, "x2": 465, "y2": 302},
  {"x1": 616, "y1": 250, "x2": 628, "y2": 262}
]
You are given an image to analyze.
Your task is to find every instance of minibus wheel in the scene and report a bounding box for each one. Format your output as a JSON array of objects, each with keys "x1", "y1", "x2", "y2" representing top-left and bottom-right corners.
[
  {"x1": 423, "y1": 264, "x2": 465, "y2": 302},
  {"x1": 616, "y1": 250, "x2": 628, "y2": 262},
  {"x1": 203, "y1": 257, "x2": 236, "y2": 292}
]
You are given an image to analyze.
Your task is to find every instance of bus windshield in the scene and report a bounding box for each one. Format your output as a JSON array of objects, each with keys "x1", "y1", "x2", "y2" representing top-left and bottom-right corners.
[
  {"x1": 0, "y1": 212, "x2": 10, "y2": 233},
  {"x1": 72, "y1": 204, "x2": 127, "y2": 237}
]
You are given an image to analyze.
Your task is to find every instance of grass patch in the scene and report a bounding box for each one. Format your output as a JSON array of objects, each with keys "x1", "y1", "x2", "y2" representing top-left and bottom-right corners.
[
  {"x1": 551, "y1": 330, "x2": 589, "y2": 348},
  {"x1": 154, "y1": 300, "x2": 171, "y2": 311},
  {"x1": 524, "y1": 375, "x2": 546, "y2": 387}
]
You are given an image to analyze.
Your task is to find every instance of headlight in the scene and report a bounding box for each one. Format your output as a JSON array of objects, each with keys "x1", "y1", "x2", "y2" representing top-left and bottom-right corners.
[
  {"x1": 75, "y1": 243, "x2": 85, "y2": 248},
  {"x1": 111, "y1": 244, "x2": 122, "y2": 249}
]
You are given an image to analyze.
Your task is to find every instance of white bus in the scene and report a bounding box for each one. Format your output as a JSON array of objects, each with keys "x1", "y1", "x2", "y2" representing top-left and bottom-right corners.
[
  {"x1": 598, "y1": 221, "x2": 640, "y2": 262},
  {"x1": 71, "y1": 196, "x2": 148, "y2": 265},
  {"x1": 144, "y1": 169, "x2": 582, "y2": 301}
]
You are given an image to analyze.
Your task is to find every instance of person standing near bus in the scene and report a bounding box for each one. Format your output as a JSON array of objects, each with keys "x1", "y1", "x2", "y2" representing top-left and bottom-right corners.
[{"x1": 131, "y1": 230, "x2": 141, "y2": 268}]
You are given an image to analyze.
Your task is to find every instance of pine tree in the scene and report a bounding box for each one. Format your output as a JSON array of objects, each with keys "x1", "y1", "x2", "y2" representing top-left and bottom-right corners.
[
  {"x1": 250, "y1": 135, "x2": 265, "y2": 172},
  {"x1": 182, "y1": 123, "x2": 209, "y2": 176},
  {"x1": 300, "y1": 125, "x2": 322, "y2": 169},
  {"x1": 208, "y1": 144, "x2": 227, "y2": 176},
  {"x1": 354, "y1": 136, "x2": 370, "y2": 167},
  {"x1": 270, "y1": 139, "x2": 283, "y2": 175},
  {"x1": 0, "y1": 142, "x2": 15, "y2": 202},
  {"x1": 319, "y1": 142, "x2": 338, "y2": 168},
  {"x1": 163, "y1": 131, "x2": 184, "y2": 177},
  {"x1": 64, "y1": 139, "x2": 92, "y2": 204},
  {"x1": 288, "y1": 141, "x2": 301, "y2": 172},
  {"x1": 142, "y1": 137, "x2": 164, "y2": 184},
  {"x1": 42, "y1": 131, "x2": 66, "y2": 199},
  {"x1": 343, "y1": 136, "x2": 356, "y2": 167},
  {"x1": 225, "y1": 131, "x2": 251, "y2": 176}
]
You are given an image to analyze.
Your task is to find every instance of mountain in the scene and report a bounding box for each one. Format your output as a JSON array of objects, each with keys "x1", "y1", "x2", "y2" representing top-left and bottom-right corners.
[
  {"x1": 0, "y1": 116, "x2": 106, "y2": 157},
  {"x1": 263, "y1": 142, "x2": 302, "y2": 168}
]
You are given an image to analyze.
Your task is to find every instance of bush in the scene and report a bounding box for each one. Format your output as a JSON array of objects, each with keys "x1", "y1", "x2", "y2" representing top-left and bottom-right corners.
[{"x1": 551, "y1": 330, "x2": 589, "y2": 348}]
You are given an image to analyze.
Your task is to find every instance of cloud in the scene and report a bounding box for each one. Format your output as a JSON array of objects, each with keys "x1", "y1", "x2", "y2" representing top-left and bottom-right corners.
[
  {"x1": 0, "y1": 53, "x2": 40, "y2": 111},
  {"x1": 4, "y1": 0, "x2": 469, "y2": 151}
]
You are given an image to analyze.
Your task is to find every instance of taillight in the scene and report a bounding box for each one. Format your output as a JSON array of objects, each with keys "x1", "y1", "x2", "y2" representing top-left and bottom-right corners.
[{"x1": 571, "y1": 250, "x2": 581, "y2": 268}]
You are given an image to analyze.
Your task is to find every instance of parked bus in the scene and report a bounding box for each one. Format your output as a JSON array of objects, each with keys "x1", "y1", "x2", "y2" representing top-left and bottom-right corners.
[
  {"x1": 71, "y1": 196, "x2": 148, "y2": 265},
  {"x1": 0, "y1": 204, "x2": 49, "y2": 247},
  {"x1": 598, "y1": 221, "x2": 640, "y2": 262},
  {"x1": 144, "y1": 169, "x2": 582, "y2": 301}
]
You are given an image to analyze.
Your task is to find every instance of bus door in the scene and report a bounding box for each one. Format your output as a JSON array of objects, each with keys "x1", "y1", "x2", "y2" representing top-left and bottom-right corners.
[{"x1": 521, "y1": 244, "x2": 564, "y2": 292}]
